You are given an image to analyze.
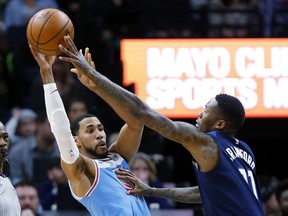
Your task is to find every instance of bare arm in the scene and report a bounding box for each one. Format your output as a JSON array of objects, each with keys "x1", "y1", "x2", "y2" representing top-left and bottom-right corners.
[
  {"x1": 29, "y1": 45, "x2": 94, "y2": 197},
  {"x1": 62, "y1": 45, "x2": 145, "y2": 162},
  {"x1": 59, "y1": 36, "x2": 218, "y2": 171},
  {"x1": 146, "y1": 187, "x2": 201, "y2": 204},
  {"x1": 115, "y1": 168, "x2": 202, "y2": 203}
]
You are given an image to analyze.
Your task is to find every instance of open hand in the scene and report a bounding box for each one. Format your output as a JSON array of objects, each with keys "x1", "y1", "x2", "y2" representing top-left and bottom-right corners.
[
  {"x1": 59, "y1": 36, "x2": 97, "y2": 91},
  {"x1": 115, "y1": 168, "x2": 151, "y2": 196}
]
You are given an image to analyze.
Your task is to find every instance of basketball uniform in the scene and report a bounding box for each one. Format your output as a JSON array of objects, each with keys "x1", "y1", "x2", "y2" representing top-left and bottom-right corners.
[
  {"x1": 0, "y1": 176, "x2": 21, "y2": 216},
  {"x1": 70, "y1": 153, "x2": 151, "y2": 216},
  {"x1": 193, "y1": 131, "x2": 265, "y2": 216}
]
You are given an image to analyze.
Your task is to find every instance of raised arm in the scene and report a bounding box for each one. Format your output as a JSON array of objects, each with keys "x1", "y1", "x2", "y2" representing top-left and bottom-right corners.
[
  {"x1": 115, "y1": 168, "x2": 202, "y2": 204},
  {"x1": 29, "y1": 45, "x2": 94, "y2": 197},
  {"x1": 61, "y1": 44, "x2": 145, "y2": 162},
  {"x1": 59, "y1": 36, "x2": 217, "y2": 171}
]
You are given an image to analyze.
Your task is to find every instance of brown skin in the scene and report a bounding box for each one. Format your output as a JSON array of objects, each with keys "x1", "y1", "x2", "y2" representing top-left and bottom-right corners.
[
  {"x1": 0, "y1": 122, "x2": 9, "y2": 174},
  {"x1": 29, "y1": 45, "x2": 144, "y2": 197},
  {"x1": 58, "y1": 36, "x2": 230, "y2": 172},
  {"x1": 116, "y1": 168, "x2": 202, "y2": 204}
]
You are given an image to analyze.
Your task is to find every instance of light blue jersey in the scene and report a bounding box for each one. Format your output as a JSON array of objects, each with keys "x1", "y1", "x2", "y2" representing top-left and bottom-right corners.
[
  {"x1": 70, "y1": 153, "x2": 151, "y2": 216},
  {"x1": 193, "y1": 131, "x2": 265, "y2": 216}
]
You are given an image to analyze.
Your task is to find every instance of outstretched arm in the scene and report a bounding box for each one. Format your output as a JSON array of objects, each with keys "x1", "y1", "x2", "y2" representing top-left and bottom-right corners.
[
  {"x1": 115, "y1": 168, "x2": 202, "y2": 204},
  {"x1": 60, "y1": 44, "x2": 144, "y2": 162},
  {"x1": 29, "y1": 45, "x2": 94, "y2": 197},
  {"x1": 58, "y1": 37, "x2": 192, "y2": 145},
  {"x1": 59, "y1": 36, "x2": 217, "y2": 171}
]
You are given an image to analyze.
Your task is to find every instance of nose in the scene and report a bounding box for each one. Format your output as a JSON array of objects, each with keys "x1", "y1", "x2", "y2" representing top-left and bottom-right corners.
[
  {"x1": 0, "y1": 137, "x2": 7, "y2": 147},
  {"x1": 198, "y1": 111, "x2": 203, "y2": 118},
  {"x1": 95, "y1": 130, "x2": 104, "y2": 139}
]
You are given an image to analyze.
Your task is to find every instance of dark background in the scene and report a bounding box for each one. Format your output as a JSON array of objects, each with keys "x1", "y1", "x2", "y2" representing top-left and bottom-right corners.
[{"x1": 1, "y1": 0, "x2": 288, "y2": 189}]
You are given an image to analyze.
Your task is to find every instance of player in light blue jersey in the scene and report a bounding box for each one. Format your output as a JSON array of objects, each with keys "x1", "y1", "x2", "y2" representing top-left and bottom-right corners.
[
  {"x1": 58, "y1": 35, "x2": 266, "y2": 216},
  {"x1": 29, "y1": 46, "x2": 150, "y2": 216}
]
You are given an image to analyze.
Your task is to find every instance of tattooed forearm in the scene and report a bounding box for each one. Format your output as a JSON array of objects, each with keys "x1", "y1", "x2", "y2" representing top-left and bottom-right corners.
[{"x1": 144, "y1": 186, "x2": 202, "y2": 204}]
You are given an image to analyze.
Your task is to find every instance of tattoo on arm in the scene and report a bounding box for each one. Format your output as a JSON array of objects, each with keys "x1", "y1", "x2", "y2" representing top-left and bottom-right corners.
[{"x1": 145, "y1": 186, "x2": 202, "y2": 204}]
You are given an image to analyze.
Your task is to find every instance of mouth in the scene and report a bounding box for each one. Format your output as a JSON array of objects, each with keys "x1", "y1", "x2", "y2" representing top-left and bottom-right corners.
[
  {"x1": 96, "y1": 141, "x2": 107, "y2": 148},
  {"x1": 0, "y1": 150, "x2": 8, "y2": 158}
]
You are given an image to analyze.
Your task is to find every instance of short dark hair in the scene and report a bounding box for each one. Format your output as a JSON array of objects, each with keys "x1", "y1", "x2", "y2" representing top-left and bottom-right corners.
[
  {"x1": 215, "y1": 94, "x2": 245, "y2": 131},
  {"x1": 70, "y1": 113, "x2": 97, "y2": 136}
]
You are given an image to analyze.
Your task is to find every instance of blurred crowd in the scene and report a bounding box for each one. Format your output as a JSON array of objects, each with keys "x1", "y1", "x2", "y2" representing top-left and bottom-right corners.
[{"x1": 0, "y1": 0, "x2": 288, "y2": 215}]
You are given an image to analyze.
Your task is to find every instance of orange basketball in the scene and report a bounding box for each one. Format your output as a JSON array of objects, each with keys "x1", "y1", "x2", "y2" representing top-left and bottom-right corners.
[{"x1": 26, "y1": 8, "x2": 74, "y2": 56}]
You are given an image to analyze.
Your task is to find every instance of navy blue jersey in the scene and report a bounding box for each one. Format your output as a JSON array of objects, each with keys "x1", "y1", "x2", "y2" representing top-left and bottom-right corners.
[{"x1": 193, "y1": 131, "x2": 265, "y2": 216}]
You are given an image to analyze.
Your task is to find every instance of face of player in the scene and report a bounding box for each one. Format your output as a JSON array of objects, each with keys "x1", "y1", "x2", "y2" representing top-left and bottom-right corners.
[
  {"x1": 0, "y1": 122, "x2": 9, "y2": 164},
  {"x1": 77, "y1": 117, "x2": 108, "y2": 159},
  {"x1": 196, "y1": 97, "x2": 223, "y2": 133}
]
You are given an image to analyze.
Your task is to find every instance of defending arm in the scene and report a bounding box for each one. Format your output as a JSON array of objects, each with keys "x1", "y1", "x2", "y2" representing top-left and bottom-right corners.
[
  {"x1": 143, "y1": 186, "x2": 202, "y2": 204},
  {"x1": 44, "y1": 83, "x2": 79, "y2": 164}
]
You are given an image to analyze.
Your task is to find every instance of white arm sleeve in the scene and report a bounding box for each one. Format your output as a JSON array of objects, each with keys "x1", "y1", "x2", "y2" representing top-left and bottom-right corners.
[{"x1": 44, "y1": 83, "x2": 79, "y2": 164}]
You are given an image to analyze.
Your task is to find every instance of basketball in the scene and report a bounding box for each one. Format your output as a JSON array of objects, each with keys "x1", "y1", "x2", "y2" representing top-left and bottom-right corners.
[{"x1": 26, "y1": 8, "x2": 74, "y2": 56}]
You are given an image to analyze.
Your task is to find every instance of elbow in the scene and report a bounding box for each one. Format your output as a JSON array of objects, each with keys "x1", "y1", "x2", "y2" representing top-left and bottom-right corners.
[{"x1": 131, "y1": 95, "x2": 151, "y2": 119}]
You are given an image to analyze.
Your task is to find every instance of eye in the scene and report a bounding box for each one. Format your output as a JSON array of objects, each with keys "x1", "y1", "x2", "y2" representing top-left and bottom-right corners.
[
  {"x1": 87, "y1": 128, "x2": 94, "y2": 134},
  {"x1": 1, "y1": 134, "x2": 9, "y2": 142}
]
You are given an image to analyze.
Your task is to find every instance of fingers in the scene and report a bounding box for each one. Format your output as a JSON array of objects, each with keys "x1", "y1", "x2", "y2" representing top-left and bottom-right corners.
[
  {"x1": 84, "y1": 47, "x2": 95, "y2": 69},
  {"x1": 64, "y1": 35, "x2": 78, "y2": 53},
  {"x1": 29, "y1": 44, "x2": 38, "y2": 57},
  {"x1": 70, "y1": 68, "x2": 83, "y2": 79},
  {"x1": 59, "y1": 44, "x2": 73, "y2": 57},
  {"x1": 115, "y1": 168, "x2": 135, "y2": 177},
  {"x1": 59, "y1": 55, "x2": 74, "y2": 64},
  {"x1": 84, "y1": 47, "x2": 89, "y2": 58},
  {"x1": 59, "y1": 36, "x2": 81, "y2": 60},
  {"x1": 71, "y1": 68, "x2": 78, "y2": 74},
  {"x1": 91, "y1": 61, "x2": 95, "y2": 69}
]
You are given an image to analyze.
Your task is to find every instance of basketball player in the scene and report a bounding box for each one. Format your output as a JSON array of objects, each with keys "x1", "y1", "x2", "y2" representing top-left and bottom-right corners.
[
  {"x1": 58, "y1": 35, "x2": 266, "y2": 216},
  {"x1": 0, "y1": 121, "x2": 21, "y2": 215},
  {"x1": 29, "y1": 46, "x2": 150, "y2": 215}
]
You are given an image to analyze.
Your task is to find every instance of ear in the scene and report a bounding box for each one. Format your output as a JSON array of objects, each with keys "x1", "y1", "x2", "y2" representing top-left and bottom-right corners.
[
  {"x1": 74, "y1": 136, "x2": 81, "y2": 148},
  {"x1": 215, "y1": 120, "x2": 226, "y2": 130}
]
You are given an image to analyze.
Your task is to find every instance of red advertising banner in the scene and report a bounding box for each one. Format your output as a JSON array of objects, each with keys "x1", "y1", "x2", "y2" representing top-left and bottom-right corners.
[{"x1": 120, "y1": 38, "x2": 288, "y2": 118}]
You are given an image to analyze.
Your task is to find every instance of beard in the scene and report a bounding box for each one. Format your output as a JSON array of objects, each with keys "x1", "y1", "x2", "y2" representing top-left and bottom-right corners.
[
  {"x1": 95, "y1": 150, "x2": 109, "y2": 159},
  {"x1": 85, "y1": 146, "x2": 108, "y2": 159}
]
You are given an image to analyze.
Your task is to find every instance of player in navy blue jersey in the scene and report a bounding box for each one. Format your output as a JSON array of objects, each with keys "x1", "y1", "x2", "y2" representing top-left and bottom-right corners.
[{"x1": 59, "y1": 35, "x2": 265, "y2": 216}]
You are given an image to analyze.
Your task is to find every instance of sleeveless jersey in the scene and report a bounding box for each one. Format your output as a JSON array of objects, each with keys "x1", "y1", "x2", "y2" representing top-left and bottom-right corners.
[
  {"x1": 193, "y1": 131, "x2": 265, "y2": 216},
  {"x1": 0, "y1": 176, "x2": 21, "y2": 216},
  {"x1": 70, "y1": 153, "x2": 151, "y2": 216}
]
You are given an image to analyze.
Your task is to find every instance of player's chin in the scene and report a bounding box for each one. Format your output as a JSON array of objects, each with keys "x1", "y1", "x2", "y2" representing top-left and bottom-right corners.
[
  {"x1": 96, "y1": 145, "x2": 108, "y2": 152},
  {"x1": 0, "y1": 157, "x2": 4, "y2": 163},
  {"x1": 96, "y1": 148, "x2": 109, "y2": 159}
]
